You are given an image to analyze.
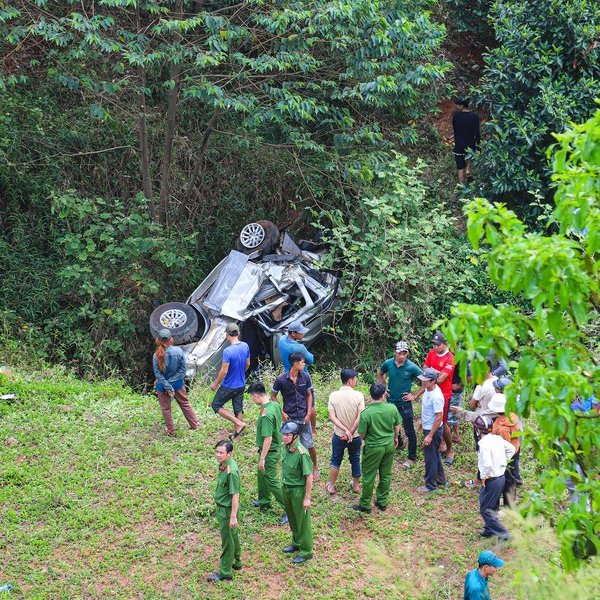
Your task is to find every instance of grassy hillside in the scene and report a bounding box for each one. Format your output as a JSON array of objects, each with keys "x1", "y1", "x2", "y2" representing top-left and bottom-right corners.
[{"x1": 0, "y1": 367, "x2": 590, "y2": 599}]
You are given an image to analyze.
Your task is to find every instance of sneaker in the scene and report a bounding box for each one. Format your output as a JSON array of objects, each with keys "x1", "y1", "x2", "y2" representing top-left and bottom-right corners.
[{"x1": 417, "y1": 486, "x2": 438, "y2": 494}]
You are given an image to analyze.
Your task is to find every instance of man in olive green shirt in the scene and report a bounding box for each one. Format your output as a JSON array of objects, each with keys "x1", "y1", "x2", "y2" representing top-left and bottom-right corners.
[
  {"x1": 249, "y1": 381, "x2": 288, "y2": 525},
  {"x1": 208, "y1": 439, "x2": 241, "y2": 582},
  {"x1": 354, "y1": 383, "x2": 401, "y2": 513},
  {"x1": 280, "y1": 421, "x2": 314, "y2": 564}
]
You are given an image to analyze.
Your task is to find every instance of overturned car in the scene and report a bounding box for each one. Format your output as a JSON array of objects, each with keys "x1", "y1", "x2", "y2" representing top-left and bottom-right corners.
[{"x1": 149, "y1": 221, "x2": 340, "y2": 379}]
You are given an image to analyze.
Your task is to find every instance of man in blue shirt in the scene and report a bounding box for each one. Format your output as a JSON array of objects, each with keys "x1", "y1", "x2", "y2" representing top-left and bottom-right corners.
[
  {"x1": 279, "y1": 321, "x2": 314, "y2": 373},
  {"x1": 211, "y1": 322, "x2": 251, "y2": 440},
  {"x1": 463, "y1": 550, "x2": 505, "y2": 600}
]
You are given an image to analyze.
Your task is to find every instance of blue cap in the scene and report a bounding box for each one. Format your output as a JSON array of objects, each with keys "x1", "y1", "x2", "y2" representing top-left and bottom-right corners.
[
  {"x1": 288, "y1": 321, "x2": 309, "y2": 334},
  {"x1": 478, "y1": 550, "x2": 505, "y2": 568}
]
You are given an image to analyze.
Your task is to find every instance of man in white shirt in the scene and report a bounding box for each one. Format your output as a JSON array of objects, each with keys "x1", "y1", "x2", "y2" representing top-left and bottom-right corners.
[
  {"x1": 417, "y1": 368, "x2": 446, "y2": 493},
  {"x1": 475, "y1": 416, "x2": 515, "y2": 540},
  {"x1": 326, "y1": 368, "x2": 365, "y2": 495}
]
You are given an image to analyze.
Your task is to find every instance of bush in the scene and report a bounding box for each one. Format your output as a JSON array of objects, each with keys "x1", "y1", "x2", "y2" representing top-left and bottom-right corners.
[{"x1": 474, "y1": 0, "x2": 600, "y2": 204}]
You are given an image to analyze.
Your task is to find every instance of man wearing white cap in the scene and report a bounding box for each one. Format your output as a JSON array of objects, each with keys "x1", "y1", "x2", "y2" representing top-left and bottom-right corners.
[
  {"x1": 475, "y1": 416, "x2": 515, "y2": 540},
  {"x1": 378, "y1": 341, "x2": 423, "y2": 467},
  {"x1": 463, "y1": 550, "x2": 506, "y2": 599}
]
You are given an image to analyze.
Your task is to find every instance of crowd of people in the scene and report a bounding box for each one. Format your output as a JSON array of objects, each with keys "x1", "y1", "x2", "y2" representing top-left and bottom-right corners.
[{"x1": 152, "y1": 322, "x2": 520, "y2": 597}]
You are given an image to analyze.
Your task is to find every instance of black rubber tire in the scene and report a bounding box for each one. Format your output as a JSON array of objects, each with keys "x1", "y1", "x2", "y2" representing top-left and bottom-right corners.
[
  {"x1": 235, "y1": 220, "x2": 279, "y2": 255},
  {"x1": 149, "y1": 302, "x2": 198, "y2": 345}
]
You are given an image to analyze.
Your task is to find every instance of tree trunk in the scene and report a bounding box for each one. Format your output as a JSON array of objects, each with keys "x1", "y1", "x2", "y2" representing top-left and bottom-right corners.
[
  {"x1": 137, "y1": 66, "x2": 153, "y2": 202},
  {"x1": 136, "y1": 4, "x2": 153, "y2": 204},
  {"x1": 157, "y1": 0, "x2": 184, "y2": 224},
  {"x1": 185, "y1": 110, "x2": 219, "y2": 197}
]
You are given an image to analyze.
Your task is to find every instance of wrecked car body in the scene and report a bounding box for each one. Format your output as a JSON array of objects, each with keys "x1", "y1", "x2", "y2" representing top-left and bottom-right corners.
[{"x1": 149, "y1": 222, "x2": 340, "y2": 379}]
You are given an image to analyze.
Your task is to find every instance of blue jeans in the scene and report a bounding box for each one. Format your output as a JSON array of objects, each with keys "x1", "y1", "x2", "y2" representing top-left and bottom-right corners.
[
  {"x1": 330, "y1": 434, "x2": 362, "y2": 477},
  {"x1": 393, "y1": 401, "x2": 417, "y2": 460}
]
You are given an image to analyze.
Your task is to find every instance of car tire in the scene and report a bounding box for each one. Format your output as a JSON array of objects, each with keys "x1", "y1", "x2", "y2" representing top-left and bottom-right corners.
[
  {"x1": 235, "y1": 220, "x2": 279, "y2": 255},
  {"x1": 149, "y1": 302, "x2": 198, "y2": 345}
]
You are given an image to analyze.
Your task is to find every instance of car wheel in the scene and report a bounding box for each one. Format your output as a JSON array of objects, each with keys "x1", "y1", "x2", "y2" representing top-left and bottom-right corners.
[
  {"x1": 149, "y1": 302, "x2": 198, "y2": 345},
  {"x1": 235, "y1": 220, "x2": 279, "y2": 255}
]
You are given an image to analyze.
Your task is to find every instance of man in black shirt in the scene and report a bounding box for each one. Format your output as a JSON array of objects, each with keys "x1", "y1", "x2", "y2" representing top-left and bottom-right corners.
[
  {"x1": 271, "y1": 352, "x2": 318, "y2": 479},
  {"x1": 452, "y1": 96, "x2": 480, "y2": 184}
]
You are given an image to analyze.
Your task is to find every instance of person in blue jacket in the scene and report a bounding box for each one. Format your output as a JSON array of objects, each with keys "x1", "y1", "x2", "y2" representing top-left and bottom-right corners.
[
  {"x1": 153, "y1": 328, "x2": 199, "y2": 436},
  {"x1": 279, "y1": 321, "x2": 314, "y2": 373}
]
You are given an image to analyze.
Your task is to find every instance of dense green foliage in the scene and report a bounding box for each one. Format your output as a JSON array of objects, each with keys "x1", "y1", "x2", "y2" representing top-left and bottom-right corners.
[
  {"x1": 445, "y1": 108, "x2": 600, "y2": 569},
  {"x1": 0, "y1": 0, "x2": 450, "y2": 378},
  {"x1": 321, "y1": 153, "x2": 507, "y2": 362},
  {"x1": 474, "y1": 0, "x2": 600, "y2": 202}
]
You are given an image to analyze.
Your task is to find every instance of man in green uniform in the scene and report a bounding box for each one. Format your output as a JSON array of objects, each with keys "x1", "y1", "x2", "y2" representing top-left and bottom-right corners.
[
  {"x1": 280, "y1": 421, "x2": 314, "y2": 564},
  {"x1": 248, "y1": 381, "x2": 288, "y2": 525},
  {"x1": 378, "y1": 341, "x2": 423, "y2": 467},
  {"x1": 208, "y1": 439, "x2": 241, "y2": 582},
  {"x1": 353, "y1": 383, "x2": 401, "y2": 513}
]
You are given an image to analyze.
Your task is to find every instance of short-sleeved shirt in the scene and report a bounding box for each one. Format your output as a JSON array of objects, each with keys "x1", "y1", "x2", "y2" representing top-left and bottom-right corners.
[
  {"x1": 425, "y1": 349, "x2": 455, "y2": 400},
  {"x1": 357, "y1": 401, "x2": 401, "y2": 447},
  {"x1": 256, "y1": 401, "x2": 283, "y2": 452},
  {"x1": 463, "y1": 568, "x2": 490, "y2": 600},
  {"x1": 279, "y1": 335, "x2": 314, "y2": 373},
  {"x1": 421, "y1": 385, "x2": 445, "y2": 430},
  {"x1": 272, "y1": 370, "x2": 313, "y2": 421},
  {"x1": 222, "y1": 342, "x2": 250, "y2": 388},
  {"x1": 328, "y1": 385, "x2": 365, "y2": 438},
  {"x1": 379, "y1": 358, "x2": 422, "y2": 403},
  {"x1": 282, "y1": 441, "x2": 313, "y2": 487},
  {"x1": 472, "y1": 377, "x2": 497, "y2": 412},
  {"x1": 214, "y1": 458, "x2": 241, "y2": 508}
]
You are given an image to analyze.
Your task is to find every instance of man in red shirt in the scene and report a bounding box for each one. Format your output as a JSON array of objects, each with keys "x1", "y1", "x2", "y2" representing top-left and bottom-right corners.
[{"x1": 406, "y1": 332, "x2": 456, "y2": 464}]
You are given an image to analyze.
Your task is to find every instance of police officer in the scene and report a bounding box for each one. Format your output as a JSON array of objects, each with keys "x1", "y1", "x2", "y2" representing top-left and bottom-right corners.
[
  {"x1": 354, "y1": 383, "x2": 401, "y2": 512},
  {"x1": 249, "y1": 381, "x2": 288, "y2": 525},
  {"x1": 280, "y1": 422, "x2": 314, "y2": 564},
  {"x1": 207, "y1": 439, "x2": 242, "y2": 582}
]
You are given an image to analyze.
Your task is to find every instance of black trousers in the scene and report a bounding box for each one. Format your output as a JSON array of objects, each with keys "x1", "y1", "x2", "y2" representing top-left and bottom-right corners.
[
  {"x1": 423, "y1": 428, "x2": 446, "y2": 490},
  {"x1": 480, "y1": 475, "x2": 509, "y2": 539}
]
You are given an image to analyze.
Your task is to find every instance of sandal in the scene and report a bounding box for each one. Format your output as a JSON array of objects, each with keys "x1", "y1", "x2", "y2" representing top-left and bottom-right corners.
[
  {"x1": 402, "y1": 460, "x2": 415, "y2": 468},
  {"x1": 228, "y1": 424, "x2": 247, "y2": 441},
  {"x1": 325, "y1": 482, "x2": 336, "y2": 495},
  {"x1": 464, "y1": 479, "x2": 478, "y2": 488},
  {"x1": 444, "y1": 456, "x2": 455, "y2": 466}
]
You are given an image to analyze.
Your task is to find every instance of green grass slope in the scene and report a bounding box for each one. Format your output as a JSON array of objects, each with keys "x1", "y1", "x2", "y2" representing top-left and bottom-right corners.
[{"x1": 0, "y1": 367, "x2": 586, "y2": 599}]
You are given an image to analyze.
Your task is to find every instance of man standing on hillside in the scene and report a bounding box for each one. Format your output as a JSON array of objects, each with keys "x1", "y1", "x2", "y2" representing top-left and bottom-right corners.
[
  {"x1": 207, "y1": 439, "x2": 241, "y2": 582},
  {"x1": 271, "y1": 352, "x2": 318, "y2": 479},
  {"x1": 416, "y1": 368, "x2": 446, "y2": 493},
  {"x1": 249, "y1": 381, "x2": 288, "y2": 525},
  {"x1": 406, "y1": 332, "x2": 456, "y2": 465},
  {"x1": 452, "y1": 96, "x2": 481, "y2": 184},
  {"x1": 353, "y1": 383, "x2": 400, "y2": 513},
  {"x1": 210, "y1": 322, "x2": 251, "y2": 440},
  {"x1": 279, "y1": 321, "x2": 318, "y2": 441},
  {"x1": 326, "y1": 368, "x2": 365, "y2": 495},
  {"x1": 378, "y1": 341, "x2": 422, "y2": 468},
  {"x1": 280, "y1": 421, "x2": 314, "y2": 564}
]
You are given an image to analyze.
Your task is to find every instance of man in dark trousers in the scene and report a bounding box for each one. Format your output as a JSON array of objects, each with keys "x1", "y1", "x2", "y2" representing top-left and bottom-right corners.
[{"x1": 452, "y1": 96, "x2": 480, "y2": 184}]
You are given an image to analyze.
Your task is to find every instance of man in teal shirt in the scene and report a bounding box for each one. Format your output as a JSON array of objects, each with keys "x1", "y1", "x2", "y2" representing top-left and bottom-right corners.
[
  {"x1": 463, "y1": 550, "x2": 505, "y2": 599},
  {"x1": 378, "y1": 341, "x2": 422, "y2": 467}
]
